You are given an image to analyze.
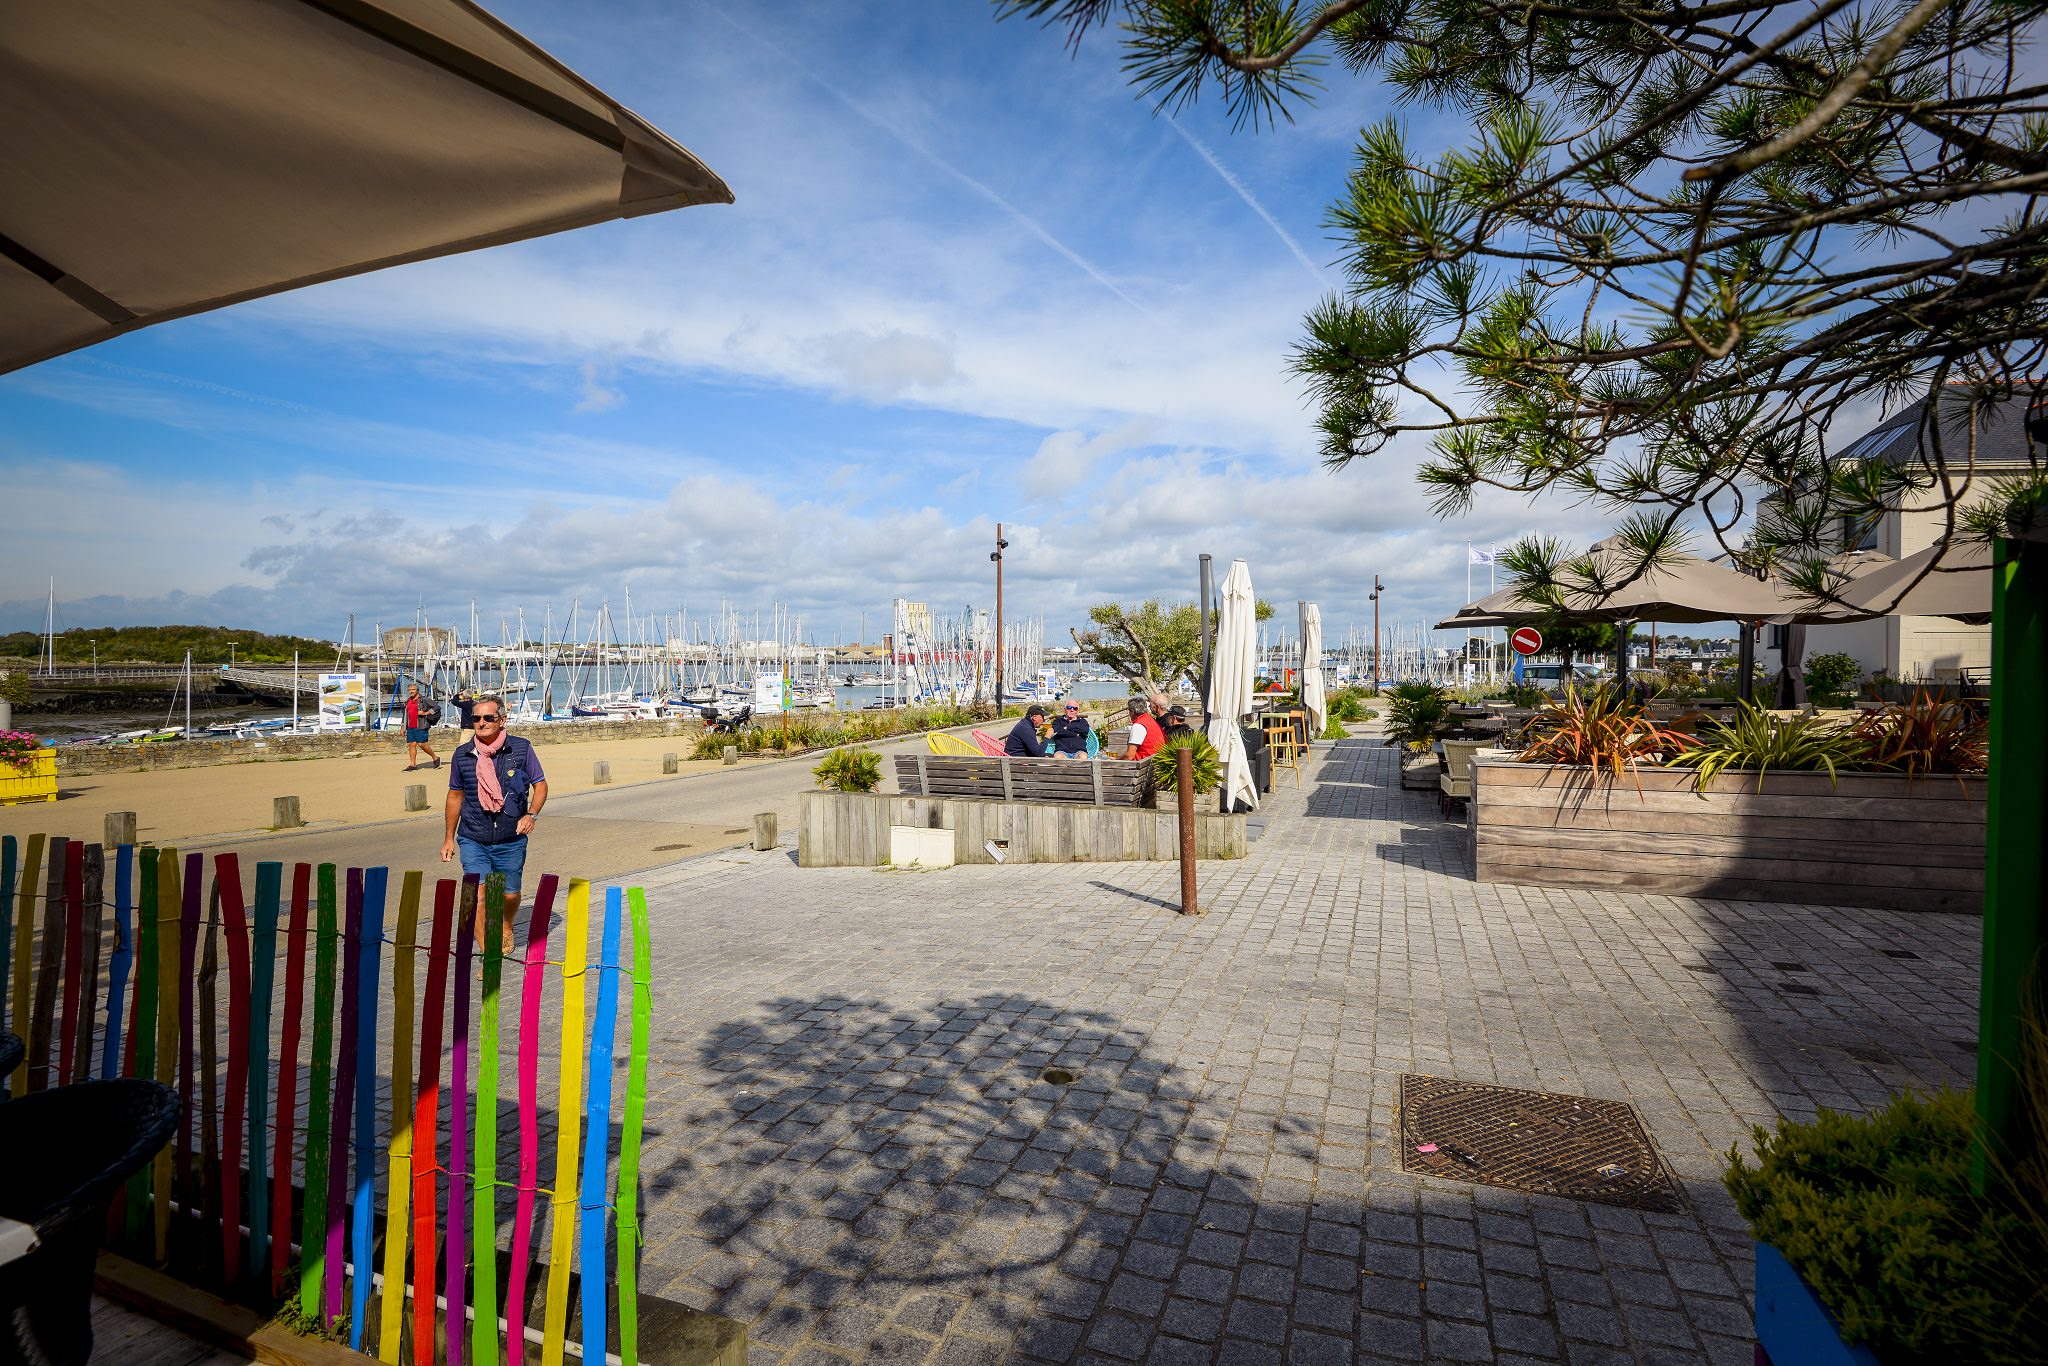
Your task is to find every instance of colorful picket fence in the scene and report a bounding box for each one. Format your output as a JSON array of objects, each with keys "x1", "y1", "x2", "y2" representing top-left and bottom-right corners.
[{"x1": 0, "y1": 833, "x2": 656, "y2": 1366}]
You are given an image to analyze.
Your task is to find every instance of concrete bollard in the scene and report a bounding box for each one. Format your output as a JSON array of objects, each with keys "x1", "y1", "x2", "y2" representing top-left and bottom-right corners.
[
  {"x1": 662, "y1": 752, "x2": 679, "y2": 775},
  {"x1": 105, "y1": 811, "x2": 138, "y2": 846},
  {"x1": 751, "y1": 813, "x2": 778, "y2": 851},
  {"x1": 722, "y1": 746, "x2": 738, "y2": 766},
  {"x1": 273, "y1": 795, "x2": 303, "y2": 829},
  {"x1": 404, "y1": 784, "x2": 429, "y2": 813},
  {"x1": 593, "y1": 760, "x2": 612, "y2": 785}
]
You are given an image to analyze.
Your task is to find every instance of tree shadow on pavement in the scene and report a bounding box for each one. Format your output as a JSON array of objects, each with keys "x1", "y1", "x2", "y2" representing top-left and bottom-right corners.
[{"x1": 637, "y1": 993, "x2": 1330, "y2": 1363}]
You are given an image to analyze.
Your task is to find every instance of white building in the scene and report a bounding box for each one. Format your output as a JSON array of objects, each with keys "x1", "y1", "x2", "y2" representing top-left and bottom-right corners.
[{"x1": 1775, "y1": 391, "x2": 2035, "y2": 684}]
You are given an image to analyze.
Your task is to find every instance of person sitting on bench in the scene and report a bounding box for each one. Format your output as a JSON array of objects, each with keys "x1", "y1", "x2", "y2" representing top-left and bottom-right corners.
[{"x1": 1004, "y1": 704, "x2": 1050, "y2": 757}]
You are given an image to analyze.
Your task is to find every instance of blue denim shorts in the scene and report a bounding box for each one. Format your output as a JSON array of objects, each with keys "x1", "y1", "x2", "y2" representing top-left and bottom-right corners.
[{"x1": 455, "y1": 833, "x2": 528, "y2": 896}]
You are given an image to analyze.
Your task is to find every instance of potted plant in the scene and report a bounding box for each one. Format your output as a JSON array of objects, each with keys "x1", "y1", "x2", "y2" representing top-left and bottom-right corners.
[
  {"x1": 1384, "y1": 683, "x2": 1453, "y2": 788},
  {"x1": 1152, "y1": 732, "x2": 1221, "y2": 793},
  {"x1": 0, "y1": 730, "x2": 56, "y2": 806},
  {"x1": 1726, "y1": 1086, "x2": 2047, "y2": 1365},
  {"x1": 812, "y1": 746, "x2": 883, "y2": 793}
]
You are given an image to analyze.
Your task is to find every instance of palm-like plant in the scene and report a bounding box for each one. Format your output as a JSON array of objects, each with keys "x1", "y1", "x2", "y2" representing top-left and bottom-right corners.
[
  {"x1": 1670, "y1": 704, "x2": 1871, "y2": 791},
  {"x1": 1516, "y1": 685, "x2": 1697, "y2": 785},
  {"x1": 1383, "y1": 682, "x2": 1451, "y2": 751},
  {"x1": 1850, "y1": 691, "x2": 1989, "y2": 780},
  {"x1": 1152, "y1": 731, "x2": 1222, "y2": 792}
]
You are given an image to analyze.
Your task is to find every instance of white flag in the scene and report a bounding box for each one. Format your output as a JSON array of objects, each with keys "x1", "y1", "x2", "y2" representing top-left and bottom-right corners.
[{"x1": 1468, "y1": 545, "x2": 1495, "y2": 566}]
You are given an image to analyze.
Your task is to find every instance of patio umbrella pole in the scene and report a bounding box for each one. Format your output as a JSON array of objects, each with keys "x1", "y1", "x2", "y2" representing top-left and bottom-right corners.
[{"x1": 1975, "y1": 537, "x2": 2048, "y2": 1194}]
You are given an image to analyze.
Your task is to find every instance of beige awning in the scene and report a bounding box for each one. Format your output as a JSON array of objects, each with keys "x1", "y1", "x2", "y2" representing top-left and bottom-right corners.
[
  {"x1": 1832, "y1": 537, "x2": 1993, "y2": 622},
  {"x1": 1436, "y1": 536, "x2": 1787, "y2": 628},
  {"x1": 0, "y1": 0, "x2": 732, "y2": 374}
]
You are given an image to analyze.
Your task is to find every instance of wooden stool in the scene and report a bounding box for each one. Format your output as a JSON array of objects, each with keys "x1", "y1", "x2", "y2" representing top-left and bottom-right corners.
[{"x1": 1262, "y1": 712, "x2": 1302, "y2": 785}]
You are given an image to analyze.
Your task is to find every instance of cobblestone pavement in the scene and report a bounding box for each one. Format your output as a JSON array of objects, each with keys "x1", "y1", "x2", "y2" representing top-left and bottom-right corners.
[{"x1": 629, "y1": 737, "x2": 1981, "y2": 1365}]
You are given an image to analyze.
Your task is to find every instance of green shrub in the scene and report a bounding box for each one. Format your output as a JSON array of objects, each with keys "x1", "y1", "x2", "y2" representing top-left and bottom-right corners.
[
  {"x1": 1326, "y1": 686, "x2": 1372, "y2": 723},
  {"x1": 812, "y1": 746, "x2": 883, "y2": 792},
  {"x1": 1320, "y1": 716, "x2": 1349, "y2": 740},
  {"x1": 1805, "y1": 651, "x2": 1862, "y2": 704},
  {"x1": 1726, "y1": 1089, "x2": 2048, "y2": 1363},
  {"x1": 0, "y1": 672, "x2": 28, "y2": 709},
  {"x1": 1151, "y1": 731, "x2": 1222, "y2": 792}
]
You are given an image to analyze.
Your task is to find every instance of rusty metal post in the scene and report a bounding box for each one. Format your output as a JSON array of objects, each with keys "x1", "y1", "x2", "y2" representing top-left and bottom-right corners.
[{"x1": 1176, "y1": 745, "x2": 1199, "y2": 916}]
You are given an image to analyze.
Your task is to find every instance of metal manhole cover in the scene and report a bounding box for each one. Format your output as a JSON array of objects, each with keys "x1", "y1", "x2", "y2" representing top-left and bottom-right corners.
[{"x1": 1398, "y1": 1075, "x2": 1682, "y2": 1211}]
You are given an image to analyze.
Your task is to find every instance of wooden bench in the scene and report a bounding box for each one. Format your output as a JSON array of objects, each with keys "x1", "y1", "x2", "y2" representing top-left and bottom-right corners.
[{"x1": 894, "y1": 753, "x2": 1156, "y2": 807}]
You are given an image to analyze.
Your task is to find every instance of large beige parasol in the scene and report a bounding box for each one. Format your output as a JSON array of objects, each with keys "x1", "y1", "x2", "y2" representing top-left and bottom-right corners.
[{"x1": 0, "y1": 0, "x2": 732, "y2": 374}]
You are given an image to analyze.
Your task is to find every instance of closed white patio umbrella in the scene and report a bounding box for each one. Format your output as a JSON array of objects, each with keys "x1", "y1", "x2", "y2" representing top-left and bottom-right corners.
[
  {"x1": 1, "y1": 0, "x2": 731, "y2": 374},
  {"x1": 1206, "y1": 560, "x2": 1259, "y2": 813},
  {"x1": 1299, "y1": 601, "x2": 1326, "y2": 736}
]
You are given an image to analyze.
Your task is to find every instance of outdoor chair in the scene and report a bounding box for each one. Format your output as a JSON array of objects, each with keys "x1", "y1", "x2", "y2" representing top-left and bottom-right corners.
[
  {"x1": 927, "y1": 732, "x2": 981, "y2": 756},
  {"x1": 1262, "y1": 712, "x2": 1302, "y2": 786},
  {"x1": 968, "y1": 729, "x2": 1007, "y2": 756},
  {"x1": 1438, "y1": 740, "x2": 1496, "y2": 817}
]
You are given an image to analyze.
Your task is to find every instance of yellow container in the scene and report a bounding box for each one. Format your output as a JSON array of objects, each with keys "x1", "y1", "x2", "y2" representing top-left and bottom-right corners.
[{"x1": 0, "y1": 750, "x2": 57, "y2": 805}]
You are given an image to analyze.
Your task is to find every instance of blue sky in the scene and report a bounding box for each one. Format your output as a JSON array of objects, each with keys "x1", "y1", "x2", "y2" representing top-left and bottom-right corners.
[{"x1": 1, "y1": 0, "x2": 1625, "y2": 647}]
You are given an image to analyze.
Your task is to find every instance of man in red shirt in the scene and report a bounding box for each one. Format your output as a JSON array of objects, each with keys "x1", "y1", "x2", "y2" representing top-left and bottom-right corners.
[
  {"x1": 1121, "y1": 697, "x2": 1164, "y2": 761},
  {"x1": 403, "y1": 683, "x2": 441, "y2": 772}
]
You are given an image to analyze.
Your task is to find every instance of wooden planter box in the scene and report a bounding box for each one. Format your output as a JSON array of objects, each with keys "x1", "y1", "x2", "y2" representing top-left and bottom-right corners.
[
  {"x1": 798, "y1": 789, "x2": 1246, "y2": 868},
  {"x1": 1754, "y1": 1242, "x2": 1882, "y2": 1366},
  {"x1": 1399, "y1": 750, "x2": 1438, "y2": 790},
  {"x1": 1470, "y1": 758, "x2": 1985, "y2": 913},
  {"x1": 0, "y1": 750, "x2": 57, "y2": 805}
]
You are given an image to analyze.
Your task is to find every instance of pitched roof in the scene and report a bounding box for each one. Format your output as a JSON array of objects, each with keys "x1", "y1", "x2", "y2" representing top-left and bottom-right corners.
[{"x1": 1832, "y1": 388, "x2": 2042, "y2": 469}]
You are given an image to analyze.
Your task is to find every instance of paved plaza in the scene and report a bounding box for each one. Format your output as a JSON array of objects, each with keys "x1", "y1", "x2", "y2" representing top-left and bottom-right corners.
[{"x1": 626, "y1": 736, "x2": 1982, "y2": 1365}]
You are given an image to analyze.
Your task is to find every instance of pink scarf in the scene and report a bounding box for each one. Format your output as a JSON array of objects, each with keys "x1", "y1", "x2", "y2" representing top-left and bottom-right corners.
[{"x1": 472, "y1": 727, "x2": 509, "y2": 813}]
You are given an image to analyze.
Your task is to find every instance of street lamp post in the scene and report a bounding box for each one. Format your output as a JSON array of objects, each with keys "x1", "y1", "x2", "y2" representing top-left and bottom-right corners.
[
  {"x1": 1369, "y1": 576, "x2": 1384, "y2": 691},
  {"x1": 990, "y1": 524, "x2": 1010, "y2": 706}
]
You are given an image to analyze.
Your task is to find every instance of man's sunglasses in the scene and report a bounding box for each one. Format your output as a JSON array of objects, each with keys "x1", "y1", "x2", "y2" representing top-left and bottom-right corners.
[{"x1": 474, "y1": 713, "x2": 503, "y2": 723}]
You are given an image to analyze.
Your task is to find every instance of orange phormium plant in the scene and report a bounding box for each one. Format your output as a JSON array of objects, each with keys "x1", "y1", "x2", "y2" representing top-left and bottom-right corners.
[
  {"x1": 1515, "y1": 684, "x2": 1699, "y2": 787},
  {"x1": 1849, "y1": 690, "x2": 1989, "y2": 780}
]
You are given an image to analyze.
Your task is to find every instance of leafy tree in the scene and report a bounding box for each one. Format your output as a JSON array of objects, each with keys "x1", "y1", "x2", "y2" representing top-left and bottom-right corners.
[
  {"x1": 1076, "y1": 597, "x2": 1273, "y2": 695},
  {"x1": 1532, "y1": 612, "x2": 1614, "y2": 678},
  {"x1": 1001, "y1": 0, "x2": 2047, "y2": 600},
  {"x1": 0, "y1": 625, "x2": 335, "y2": 666}
]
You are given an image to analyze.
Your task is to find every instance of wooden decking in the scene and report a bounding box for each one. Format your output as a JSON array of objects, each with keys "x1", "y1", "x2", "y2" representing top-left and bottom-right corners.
[{"x1": 90, "y1": 1295, "x2": 250, "y2": 1366}]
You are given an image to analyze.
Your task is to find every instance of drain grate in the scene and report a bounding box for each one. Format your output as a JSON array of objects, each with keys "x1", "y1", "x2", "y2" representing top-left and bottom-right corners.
[
  {"x1": 1881, "y1": 949, "x2": 1920, "y2": 960},
  {"x1": 1397, "y1": 1075, "x2": 1681, "y2": 1211}
]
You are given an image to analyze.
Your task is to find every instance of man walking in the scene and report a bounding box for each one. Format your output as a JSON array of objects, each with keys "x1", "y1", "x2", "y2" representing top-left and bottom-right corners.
[
  {"x1": 402, "y1": 684, "x2": 440, "y2": 772},
  {"x1": 440, "y1": 696, "x2": 546, "y2": 947}
]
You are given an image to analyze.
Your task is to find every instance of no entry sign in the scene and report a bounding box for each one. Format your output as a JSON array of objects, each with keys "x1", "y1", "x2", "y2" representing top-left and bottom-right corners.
[{"x1": 1511, "y1": 626, "x2": 1543, "y2": 656}]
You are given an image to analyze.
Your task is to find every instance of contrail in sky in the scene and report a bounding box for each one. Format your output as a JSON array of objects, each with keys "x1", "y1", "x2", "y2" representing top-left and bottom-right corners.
[
  {"x1": 711, "y1": 10, "x2": 1156, "y2": 320},
  {"x1": 1167, "y1": 121, "x2": 1329, "y2": 287}
]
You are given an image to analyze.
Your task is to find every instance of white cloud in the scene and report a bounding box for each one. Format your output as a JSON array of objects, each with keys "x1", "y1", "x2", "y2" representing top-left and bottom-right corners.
[
  {"x1": 574, "y1": 360, "x2": 626, "y2": 414},
  {"x1": 803, "y1": 328, "x2": 957, "y2": 398}
]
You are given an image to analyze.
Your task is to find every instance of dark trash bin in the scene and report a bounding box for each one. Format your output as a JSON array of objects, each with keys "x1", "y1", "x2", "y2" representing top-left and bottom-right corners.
[{"x1": 0, "y1": 1079, "x2": 180, "y2": 1366}]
